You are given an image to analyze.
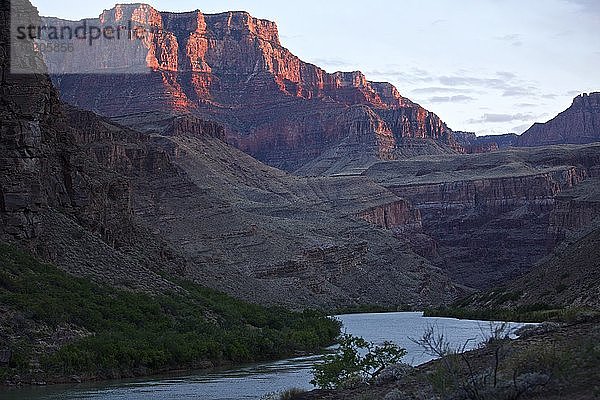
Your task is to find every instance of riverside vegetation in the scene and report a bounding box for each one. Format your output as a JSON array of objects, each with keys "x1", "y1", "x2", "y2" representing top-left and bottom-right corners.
[
  {"x1": 310, "y1": 335, "x2": 407, "y2": 389},
  {"x1": 0, "y1": 243, "x2": 341, "y2": 384},
  {"x1": 423, "y1": 304, "x2": 598, "y2": 324}
]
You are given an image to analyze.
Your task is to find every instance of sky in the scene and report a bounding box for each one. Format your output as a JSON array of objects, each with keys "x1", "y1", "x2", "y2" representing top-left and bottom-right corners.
[{"x1": 31, "y1": 0, "x2": 600, "y2": 136}]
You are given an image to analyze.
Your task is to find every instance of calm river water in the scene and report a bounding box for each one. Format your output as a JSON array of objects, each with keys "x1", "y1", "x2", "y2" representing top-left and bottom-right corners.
[{"x1": 1, "y1": 312, "x2": 529, "y2": 400}]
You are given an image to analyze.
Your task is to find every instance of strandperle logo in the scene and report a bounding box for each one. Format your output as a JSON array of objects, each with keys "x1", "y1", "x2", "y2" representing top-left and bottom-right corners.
[
  {"x1": 15, "y1": 19, "x2": 159, "y2": 46},
  {"x1": 10, "y1": 0, "x2": 154, "y2": 75}
]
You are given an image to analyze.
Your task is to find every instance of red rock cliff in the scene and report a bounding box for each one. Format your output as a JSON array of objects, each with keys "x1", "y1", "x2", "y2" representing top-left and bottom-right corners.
[{"x1": 42, "y1": 4, "x2": 458, "y2": 172}]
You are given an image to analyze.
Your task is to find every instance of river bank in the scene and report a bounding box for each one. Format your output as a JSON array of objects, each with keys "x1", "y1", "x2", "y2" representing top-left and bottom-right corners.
[
  {"x1": 0, "y1": 243, "x2": 340, "y2": 388},
  {"x1": 295, "y1": 315, "x2": 600, "y2": 400}
]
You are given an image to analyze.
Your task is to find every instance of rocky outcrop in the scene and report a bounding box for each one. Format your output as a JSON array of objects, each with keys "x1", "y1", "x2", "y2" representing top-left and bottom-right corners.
[
  {"x1": 548, "y1": 177, "x2": 600, "y2": 244},
  {"x1": 1, "y1": 0, "x2": 185, "y2": 293},
  {"x1": 0, "y1": 0, "x2": 70, "y2": 240},
  {"x1": 356, "y1": 199, "x2": 422, "y2": 232},
  {"x1": 517, "y1": 93, "x2": 600, "y2": 147},
  {"x1": 124, "y1": 128, "x2": 463, "y2": 308},
  {"x1": 66, "y1": 108, "x2": 456, "y2": 309},
  {"x1": 165, "y1": 115, "x2": 225, "y2": 140},
  {"x1": 42, "y1": 4, "x2": 461, "y2": 172},
  {"x1": 385, "y1": 167, "x2": 587, "y2": 213},
  {"x1": 480, "y1": 224, "x2": 600, "y2": 310}
]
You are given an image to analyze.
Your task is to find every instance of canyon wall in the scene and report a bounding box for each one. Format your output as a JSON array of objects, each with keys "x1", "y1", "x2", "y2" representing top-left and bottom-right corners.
[
  {"x1": 1, "y1": 0, "x2": 70, "y2": 240},
  {"x1": 42, "y1": 4, "x2": 461, "y2": 172},
  {"x1": 2, "y1": 1, "x2": 464, "y2": 308},
  {"x1": 1, "y1": 0, "x2": 181, "y2": 292},
  {"x1": 363, "y1": 147, "x2": 600, "y2": 288},
  {"x1": 548, "y1": 175, "x2": 600, "y2": 244},
  {"x1": 356, "y1": 199, "x2": 422, "y2": 232}
]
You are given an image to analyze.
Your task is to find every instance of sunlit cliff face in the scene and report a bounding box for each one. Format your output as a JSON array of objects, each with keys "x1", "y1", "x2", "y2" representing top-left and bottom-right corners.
[{"x1": 41, "y1": 3, "x2": 456, "y2": 171}]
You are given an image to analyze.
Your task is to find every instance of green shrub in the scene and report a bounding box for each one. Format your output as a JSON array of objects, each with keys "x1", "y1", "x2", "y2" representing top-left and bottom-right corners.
[
  {"x1": 311, "y1": 334, "x2": 406, "y2": 389},
  {"x1": 278, "y1": 388, "x2": 306, "y2": 400}
]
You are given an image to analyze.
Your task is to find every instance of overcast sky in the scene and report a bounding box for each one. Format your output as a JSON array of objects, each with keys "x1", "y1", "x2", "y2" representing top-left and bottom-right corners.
[{"x1": 31, "y1": 0, "x2": 600, "y2": 135}]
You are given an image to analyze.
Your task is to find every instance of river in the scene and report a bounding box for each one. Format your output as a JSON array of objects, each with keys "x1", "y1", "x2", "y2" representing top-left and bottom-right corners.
[{"x1": 1, "y1": 312, "x2": 530, "y2": 400}]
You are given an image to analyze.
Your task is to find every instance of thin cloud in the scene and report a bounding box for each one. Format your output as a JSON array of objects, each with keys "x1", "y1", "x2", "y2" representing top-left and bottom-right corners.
[
  {"x1": 553, "y1": 29, "x2": 575, "y2": 38},
  {"x1": 468, "y1": 113, "x2": 538, "y2": 124},
  {"x1": 563, "y1": 0, "x2": 600, "y2": 14},
  {"x1": 280, "y1": 34, "x2": 304, "y2": 41},
  {"x1": 502, "y1": 87, "x2": 534, "y2": 97},
  {"x1": 495, "y1": 33, "x2": 523, "y2": 47},
  {"x1": 437, "y1": 72, "x2": 540, "y2": 99},
  {"x1": 310, "y1": 57, "x2": 352, "y2": 69},
  {"x1": 431, "y1": 19, "x2": 447, "y2": 26},
  {"x1": 438, "y1": 76, "x2": 499, "y2": 87},
  {"x1": 496, "y1": 71, "x2": 517, "y2": 79},
  {"x1": 366, "y1": 67, "x2": 435, "y2": 84},
  {"x1": 428, "y1": 95, "x2": 475, "y2": 103},
  {"x1": 411, "y1": 87, "x2": 475, "y2": 95}
]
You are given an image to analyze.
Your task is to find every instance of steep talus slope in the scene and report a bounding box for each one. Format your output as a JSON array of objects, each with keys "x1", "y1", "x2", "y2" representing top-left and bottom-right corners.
[
  {"x1": 452, "y1": 221, "x2": 600, "y2": 312},
  {"x1": 43, "y1": 4, "x2": 461, "y2": 173},
  {"x1": 517, "y1": 92, "x2": 600, "y2": 146},
  {"x1": 362, "y1": 145, "x2": 600, "y2": 288},
  {"x1": 71, "y1": 110, "x2": 461, "y2": 308}
]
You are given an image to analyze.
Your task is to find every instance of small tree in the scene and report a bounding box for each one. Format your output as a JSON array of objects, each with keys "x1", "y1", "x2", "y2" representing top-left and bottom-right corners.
[{"x1": 311, "y1": 334, "x2": 407, "y2": 389}]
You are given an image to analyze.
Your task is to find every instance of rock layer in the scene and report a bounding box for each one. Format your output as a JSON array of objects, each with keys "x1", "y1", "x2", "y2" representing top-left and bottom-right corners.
[
  {"x1": 42, "y1": 4, "x2": 461, "y2": 173},
  {"x1": 356, "y1": 200, "x2": 422, "y2": 232},
  {"x1": 548, "y1": 176, "x2": 600, "y2": 244},
  {"x1": 1, "y1": 0, "x2": 179, "y2": 292}
]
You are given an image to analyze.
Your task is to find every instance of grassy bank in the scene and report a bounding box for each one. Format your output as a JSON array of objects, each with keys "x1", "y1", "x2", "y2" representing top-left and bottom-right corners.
[{"x1": 0, "y1": 243, "x2": 341, "y2": 383}]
